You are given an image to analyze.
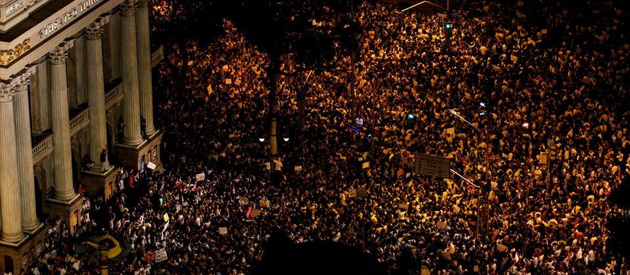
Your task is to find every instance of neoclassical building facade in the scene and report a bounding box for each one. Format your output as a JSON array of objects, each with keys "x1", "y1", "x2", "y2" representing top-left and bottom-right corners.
[{"x1": 0, "y1": 0, "x2": 163, "y2": 273}]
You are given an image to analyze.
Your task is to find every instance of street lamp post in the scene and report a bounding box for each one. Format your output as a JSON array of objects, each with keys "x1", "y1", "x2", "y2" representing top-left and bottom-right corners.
[
  {"x1": 447, "y1": 109, "x2": 491, "y2": 240},
  {"x1": 298, "y1": 70, "x2": 313, "y2": 131}
]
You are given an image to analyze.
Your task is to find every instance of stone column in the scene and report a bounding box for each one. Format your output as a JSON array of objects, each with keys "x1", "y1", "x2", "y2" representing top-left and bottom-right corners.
[
  {"x1": 121, "y1": 0, "x2": 143, "y2": 145},
  {"x1": 49, "y1": 41, "x2": 77, "y2": 201},
  {"x1": 136, "y1": 0, "x2": 156, "y2": 136},
  {"x1": 30, "y1": 62, "x2": 51, "y2": 134},
  {"x1": 68, "y1": 36, "x2": 87, "y2": 108},
  {"x1": 0, "y1": 82, "x2": 24, "y2": 242},
  {"x1": 103, "y1": 13, "x2": 121, "y2": 83},
  {"x1": 13, "y1": 68, "x2": 40, "y2": 232},
  {"x1": 86, "y1": 16, "x2": 110, "y2": 171}
]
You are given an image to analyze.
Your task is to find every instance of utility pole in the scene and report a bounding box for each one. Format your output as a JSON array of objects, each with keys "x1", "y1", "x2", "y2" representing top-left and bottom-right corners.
[{"x1": 268, "y1": 51, "x2": 281, "y2": 166}]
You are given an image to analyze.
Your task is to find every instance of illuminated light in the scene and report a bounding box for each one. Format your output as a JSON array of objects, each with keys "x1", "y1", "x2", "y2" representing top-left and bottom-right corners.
[
  {"x1": 259, "y1": 138, "x2": 265, "y2": 142},
  {"x1": 283, "y1": 137, "x2": 289, "y2": 142},
  {"x1": 522, "y1": 123, "x2": 529, "y2": 128},
  {"x1": 407, "y1": 114, "x2": 415, "y2": 120},
  {"x1": 445, "y1": 23, "x2": 452, "y2": 30},
  {"x1": 480, "y1": 102, "x2": 486, "y2": 107},
  {"x1": 480, "y1": 112, "x2": 486, "y2": 116}
]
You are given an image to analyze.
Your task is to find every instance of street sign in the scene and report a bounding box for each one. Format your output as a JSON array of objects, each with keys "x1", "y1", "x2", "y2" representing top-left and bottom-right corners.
[{"x1": 415, "y1": 154, "x2": 450, "y2": 179}]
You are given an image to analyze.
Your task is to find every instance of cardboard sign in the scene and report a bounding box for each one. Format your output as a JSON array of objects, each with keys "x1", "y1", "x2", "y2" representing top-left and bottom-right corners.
[
  {"x1": 147, "y1": 162, "x2": 157, "y2": 170},
  {"x1": 539, "y1": 153, "x2": 548, "y2": 165},
  {"x1": 259, "y1": 200, "x2": 270, "y2": 208},
  {"x1": 294, "y1": 166, "x2": 303, "y2": 172},
  {"x1": 497, "y1": 243, "x2": 508, "y2": 252},
  {"x1": 195, "y1": 173, "x2": 205, "y2": 181},
  {"x1": 250, "y1": 210, "x2": 261, "y2": 218},
  {"x1": 219, "y1": 227, "x2": 228, "y2": 235},
  {"x1": 163, "y1": 214, "x2": 169, "y2": 222},
  {"x1": 362, "y1": 162, "x2": 370, "y2": 169},
  {"x1": 246, "y1": 207, "x2": 252, "y2": 218},
  {"x1": 155, "y1": 248, "x2": 168, "y2": 263}
]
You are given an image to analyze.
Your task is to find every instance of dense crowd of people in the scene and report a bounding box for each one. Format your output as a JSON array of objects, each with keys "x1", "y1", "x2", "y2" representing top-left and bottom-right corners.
[{"x1": 23, "y1": 0, "x2": 630, "y2": 274}]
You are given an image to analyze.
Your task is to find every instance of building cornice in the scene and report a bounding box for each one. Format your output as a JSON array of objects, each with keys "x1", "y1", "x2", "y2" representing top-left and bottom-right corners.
[
  {"x1": 0, "y1": 0, "x2": 123, "y2": 80},
  {"x1": 0, "y1": 0, "x2": 49, "y2": 33}
]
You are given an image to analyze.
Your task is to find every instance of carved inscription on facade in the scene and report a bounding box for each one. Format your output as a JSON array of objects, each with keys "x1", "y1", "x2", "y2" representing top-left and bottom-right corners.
[
  {"x1": 5, "y1": 0, "x2": 24, "y2": 16},
  {"x1": 38, "y1": 0, "x2": 104, "y2": 39}
]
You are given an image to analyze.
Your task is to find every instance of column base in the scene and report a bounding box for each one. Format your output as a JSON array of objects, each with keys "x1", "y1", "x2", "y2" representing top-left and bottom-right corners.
[
  {"x1": 82, "y1": 165, "x2": 119, "y2": 200},
  {"x1": 114, "y1": 130, "x2": 163, "y2": 171},
  {"x1": 44, "y1": 194, "x2": 83, "y2": 235},
  {"x1": 0, "y1": 224, "x2": 47, "y2": 275},
  {"x1": 122, "y1": 137, "x2": 144, "y2": 147}
]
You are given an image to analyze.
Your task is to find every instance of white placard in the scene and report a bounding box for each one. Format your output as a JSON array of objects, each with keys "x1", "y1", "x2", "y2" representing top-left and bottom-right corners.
[{"x1": 155, "y1": 248, "x2": 168, "y2": 263}]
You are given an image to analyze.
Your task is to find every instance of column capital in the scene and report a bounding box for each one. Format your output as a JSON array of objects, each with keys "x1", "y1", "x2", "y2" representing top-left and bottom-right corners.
[
  {"x1": 13, "y1": 67, "x2": 36, "y2": 93},
  {"x1": 49, "y1": 41, "x2": 74, "y2": 65},
  {"x1": 0, "y1": 83, "x2": 13, "y2": 103},
  {"x1": 120, "y1": 0, "x2": 136, "y2": 16},
  {"x1": 0, "y1": 66, "x2": 35, "y2": 101},
  {"x1": 86, "y1": 16, "x2": 111, "y2": 40}
]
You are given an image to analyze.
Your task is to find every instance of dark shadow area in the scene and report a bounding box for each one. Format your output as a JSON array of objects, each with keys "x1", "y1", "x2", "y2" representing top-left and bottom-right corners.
[
  {"x1": 607, "y1": 213, "x2": 630, "y2": 258},
  {"x1": 252, "y1": 230, "x2": 387, "y2": 275},
  {"x1": 608, "y1": 176, "x2": 630, "y2": 258}
]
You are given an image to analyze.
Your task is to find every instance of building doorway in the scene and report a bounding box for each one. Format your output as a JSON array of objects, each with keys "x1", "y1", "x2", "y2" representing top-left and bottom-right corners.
[
  {"x1": 107, "y1": 124, "x2": 116, "y2": 165},
  {"x1": 35, "y1": 178, "x2": 44, "y2": 220},
  {"x1": 3, "y1": 256, "x2": 13, "y2": 274},
  {"x1": 71, "y1": 152, "x2": 80, "y2": 190}
]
